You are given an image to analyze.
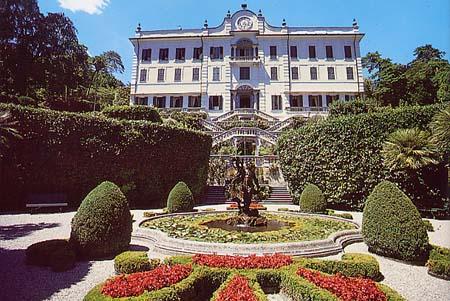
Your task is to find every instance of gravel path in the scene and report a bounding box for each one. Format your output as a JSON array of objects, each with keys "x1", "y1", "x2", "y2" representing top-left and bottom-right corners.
[{"x1": 0, "y1": 207, "x2": 448, "y2": 301}]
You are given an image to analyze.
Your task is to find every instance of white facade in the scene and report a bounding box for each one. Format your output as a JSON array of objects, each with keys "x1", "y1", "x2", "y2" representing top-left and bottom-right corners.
[{"x1": 129, "y1": 4, "x2": 364, "y2": 120}]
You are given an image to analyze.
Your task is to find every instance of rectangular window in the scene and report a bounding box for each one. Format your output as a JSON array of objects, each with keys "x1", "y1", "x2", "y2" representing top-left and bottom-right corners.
[
  {"x1": 271, "y1": 95, "x2": 282, "y2": 110},
  {"x1": 326, "y1": 46, "x2": 334, "y2": 59},
  {"x1": 270, "y1": 46, "x2": 277, "y2": 59},
  {"x1": 290, "y1": 46, "x2": 298, "y2": 59},
  {"x1": 270, "y1": 67, "x2": 278, "y2": 80},
  {"x1": 326, "y1": 95, "x2": 339, "y2": 106},
  {"x1": 142, "y1": 49, "x2": 151, "y2": 61},
  {"x1": 240, "y1": 67, "x2": 250, "y2": 80},
  {"x1": 209, "y1": 96, "x2": 223, "y2": 110},
  {"x1": 135, "y1": 97, "x2": 148, "y2": 105},
  {"x1": 192, "y1": 67, "x2": 200, "y2": 81},
  {"x1": 345, "y1": 95, "x2": 356, "y2": 101},
  {"x1": 327, "y1": 67, "x2": 335, "y2": 80},
  {"x1": 188, "y1": 95, "x2": 201, "y2": 107},
  {"x1": 346, "y1": 67, "x2": 354, "y2": 80},
  {"x1": 309, "y1": 95, "x2": 323, "y2": 107},
  {"x1": 159, "y1": 48, "x2": 169, "y2": 61},
  {"x1": 210, "y1": 47, "x2": 223, "y2": 60},
  {"x1": 290, "y1": 95, "x2": 303, "y2": 108},
  {"x1": 174, "y1": 68, "x2": 182, "y2": 81},
  {"x1": 193, "y1": 47, "x2": 203, "y2": 60},
  {"x1": 170, "y1": 96, "x2": 183, "y2": 108},
  {"x1": 139, "y1": 69, "x2": 147, "y2": 82},
  {"x1": 309, "y1": 46, "x2": 316, "y2": 59},
  {"x1": 291, "y1": 67, "x2": 299, "y2": 80},
  {"x1": 157, "y1": 68, "x2": 165, "y2": 82},
  {"x1": 310, "y1": 67, "x2": 318, "y2": 80},
  {"x1": 212, "y1": 67, "x2": 220, "y2": 81},
  {"x1": 175, "y1": 48, "x2": 185, "y2": 61},
  {"x1": 344, "y1": 46, "x2": 352, "y2": 59},
  {"x1": 153, "y1": 96, "x2": 166, "y2": 108}
]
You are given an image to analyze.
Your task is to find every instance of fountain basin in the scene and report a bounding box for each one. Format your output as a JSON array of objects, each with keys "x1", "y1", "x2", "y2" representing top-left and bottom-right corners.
[{"x1": 135, "y1": 211, "x2": 362, "y2": 257}]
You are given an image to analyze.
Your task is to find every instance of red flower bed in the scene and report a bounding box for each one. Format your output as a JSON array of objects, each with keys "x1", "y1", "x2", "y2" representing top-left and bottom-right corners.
[
  {"x1": 193, "y1": 254, "x2": 292, "y2": 269},
  {"x1": 215, "y1": 275, "x2": 258, "y2": 301},
  {"x1": 101, "y1": 264, "x2": 192, "y2": 298},
  {"x1": 297, "y1": 268, "x2": 386, "y2": 301}
]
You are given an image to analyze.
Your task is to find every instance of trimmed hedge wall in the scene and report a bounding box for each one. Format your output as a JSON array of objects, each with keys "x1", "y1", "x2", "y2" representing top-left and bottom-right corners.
[
  {"x1": 0, "y1": 103, "x2": 211, "y2": 209},
  {"x1": 278, "y1": 103, "x2": 447, "y2": 210},
  {"x1": 101, "y1": 105, "x2": 162, "y2": 122}
]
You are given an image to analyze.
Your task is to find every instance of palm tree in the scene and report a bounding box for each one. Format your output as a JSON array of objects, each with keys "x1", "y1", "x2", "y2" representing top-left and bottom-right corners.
[
  {"x1": 382, "y1": 128, "x2": 438, "y2": 170},
  {"x1": 0, "y1": 111, "x2": 22, "y2": 157},
  {"x1": 430, "y1": 105, "x2": 450, "y2": 153},
  {"x1": 86, "y1": 51, "x2": 125, "y2": 97}
]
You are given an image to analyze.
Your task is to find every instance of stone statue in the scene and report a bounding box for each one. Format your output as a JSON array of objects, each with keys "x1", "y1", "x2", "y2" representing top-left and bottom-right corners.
[{"x1": 227, "y1": 158, "x2": 266, "y2": 227}]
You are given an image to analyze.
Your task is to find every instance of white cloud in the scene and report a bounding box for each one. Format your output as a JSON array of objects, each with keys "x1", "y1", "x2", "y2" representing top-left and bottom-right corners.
[{"x1": 58, "y1": 0, "x2": 110, "y2": 15}]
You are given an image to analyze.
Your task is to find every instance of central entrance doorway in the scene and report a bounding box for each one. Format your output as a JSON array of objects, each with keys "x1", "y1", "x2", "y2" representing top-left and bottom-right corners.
[
  {"x1": 232, "y1": 85, "x2": 259, "y2": 110},
  {"x1": 240, "y1": 95, "x2": 251, "y2": 108}
]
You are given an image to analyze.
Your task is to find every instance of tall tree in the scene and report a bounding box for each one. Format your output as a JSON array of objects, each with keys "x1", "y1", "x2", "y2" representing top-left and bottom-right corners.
[
  {"x1": 362, "y1": 52, "x2": 407, "y2": 106},
  {"x1": 87, "y1": 51, "x2": 125, "y2": 97}
]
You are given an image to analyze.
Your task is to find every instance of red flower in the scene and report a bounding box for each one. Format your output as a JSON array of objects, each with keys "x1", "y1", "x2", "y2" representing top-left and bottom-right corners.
[
  {"x1": 193, "y1": 254, "x2": 292, "y2": 269},
  {"x1": 215, "y1": 275, "x2": 259, "y2": 301},
  {"x1": 297, "y1": 268, "x2": 386, "y2": 301},
  {"x1": 101, "y1": 264, "x2": 192, "y2": 298}
]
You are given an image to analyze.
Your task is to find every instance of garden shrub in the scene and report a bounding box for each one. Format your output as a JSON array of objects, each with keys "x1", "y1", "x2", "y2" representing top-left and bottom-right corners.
[
  {"x1": 278, "y1": 103, "x2": 447, "y2": 210},
  {"x1": 326, "y1": 210, "x2": 353, "y2": 220},
  {"x1": 426, "y1": 245, "x2": 450, "y2": 280},
  {"x1": 114, "y1": 251, "x2": 160, "y2": 274},
  {"x1": 160, "y1": 111, "x2": 207, "y2": 130},
  {"x1": 26, "y1": 239, "x2": 76, "y2": 272},
  {"x1": 299, "y1": 183, "x2": 326, "y2": 213},
  {"x1": 0, "y1": 103, "x2": 211, "y2": 209},
  {"x1": 328, "y1": 98, "x2": 380, "y2": 117},
  {"x1": 70, "y1": 181, "x2": 132, "y2": 259},
  {"x1": 362, "y1": 181, "x2": 430, "y2": 261},
  {"x1": 101, "y1": 105, "x2": 162, "y2": 122},
  {"x1": 166, "y1": 182, "x2": 194, "y2": 213},
  {"x1": 18, "y1": 96, "x2": 37, "y2": 107},
  {"x1": 422, "y1": 219, "x2": 434, "y2": 232},
  {"x1": 297, "y1": 253, "x2": 381, "y2": 280}
]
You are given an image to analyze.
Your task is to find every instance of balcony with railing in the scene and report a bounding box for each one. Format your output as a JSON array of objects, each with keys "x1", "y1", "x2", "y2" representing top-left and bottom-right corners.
[
  {"x1": 230, "y1": 55, "x2": 261, "y2": 64},
  {"x1": 286, "y1": 106, "x2": 329, "y2": 113}
]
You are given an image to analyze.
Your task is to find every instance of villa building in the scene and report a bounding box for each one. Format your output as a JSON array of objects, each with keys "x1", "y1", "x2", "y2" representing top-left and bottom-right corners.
[{"x1": 129, "y1": 4, "x2": 364, "y2": 120}]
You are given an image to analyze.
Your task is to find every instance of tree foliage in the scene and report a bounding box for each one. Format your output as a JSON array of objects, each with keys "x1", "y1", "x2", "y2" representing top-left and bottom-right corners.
[
  {"x1": 363, "y1": 45, "x2": 449, "y2": 106},
  {"x1": 0, "y1": 0, "x2": 128, "y2": 110}
]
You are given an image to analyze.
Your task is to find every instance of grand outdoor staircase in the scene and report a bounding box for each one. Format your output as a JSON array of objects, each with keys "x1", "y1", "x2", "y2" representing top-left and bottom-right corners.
[
  {"x1": 263, "y1": 186, "x2": 293, "y2": 204},
  {"x1": 202, "y1": 186, "x2": 228, "y2": 204},
  {"x1": 201, "y1": 185, "x2": 293, "y2": 205}
]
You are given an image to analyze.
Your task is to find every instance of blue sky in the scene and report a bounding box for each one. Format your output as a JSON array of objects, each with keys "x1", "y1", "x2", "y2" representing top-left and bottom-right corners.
[{"x1": 39, "y1": 0, "x2": 450, "y2": 83}]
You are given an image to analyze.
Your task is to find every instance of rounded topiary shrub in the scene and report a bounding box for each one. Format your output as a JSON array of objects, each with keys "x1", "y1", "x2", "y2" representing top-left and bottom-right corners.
[
  {"x1": 166, "y1": 181, "x2": 194, "y2": 213},
  {"x1": 362, "y1": 180, "x2": 430, "y2": 261},
  {"x1": 114, "y1": 251, "x2": 160, "y2": 274},
  {"x1": 299, "y1": 183, "x2": 327, "y2": 213},
  {"x1": 70, "y1": 181, "x2": 132, "y2": 259},
  {"x1": 26, "y1": 239, "x2": 76, "y2": 272}
]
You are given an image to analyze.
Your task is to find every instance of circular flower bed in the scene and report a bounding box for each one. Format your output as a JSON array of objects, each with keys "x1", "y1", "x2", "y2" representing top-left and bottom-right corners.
[
  {"x1": 84, "y1": 253, "x2": 405, "y2": 301},
  {"x1": 140, "y1": 212, "x2": 356, "y2": 244}
]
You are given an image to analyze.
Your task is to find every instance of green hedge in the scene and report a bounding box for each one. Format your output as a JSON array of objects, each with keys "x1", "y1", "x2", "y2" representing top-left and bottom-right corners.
[
  {"x1": 278, "y1": 103, "x2": 447, "y2": 210},
  {"x1": 26, "y1": 239, "x2": 76, "y2": 272},
  {"x1": 296, "y1": 253, "x2": 381, "y2": 280},
  {"x1": 0, "y1": 103, "x2": 211, "y2": 209},
  {"x1": 114, "y1": 251, "x2": 160, "y2": 274},
  {"x1": 101, "y1": 105, "x2": 162, "y2": 122},
  {"x1": 84, "y1": 253, "x2": 405, "y2": 301},
  {"x1": 427, "y1": 245, "x2": 450, "y2": 280},
  {"x1": 328, "y1": 99, "x2": 382, "y2": 117}
]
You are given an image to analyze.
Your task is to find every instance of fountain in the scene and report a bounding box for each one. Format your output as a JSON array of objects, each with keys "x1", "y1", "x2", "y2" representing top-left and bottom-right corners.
[{"x1": 224, "y1": 158, "x2": 267, "y2": 229}]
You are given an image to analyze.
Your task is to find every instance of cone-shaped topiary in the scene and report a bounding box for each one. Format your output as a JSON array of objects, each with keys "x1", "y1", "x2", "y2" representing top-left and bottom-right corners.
[
  {"x1": 70, "y1": 181, "x2": 132, "y2": 259},
  {"x1": 362, "y1": 180, "x2": 430, "y2": 261},
  {"x1": 299, "y1": 183, "x2": 327, "y2": 213},
  {"x1": 167, "y1": 181, "x2": 194, "y2": 213}
]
